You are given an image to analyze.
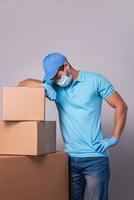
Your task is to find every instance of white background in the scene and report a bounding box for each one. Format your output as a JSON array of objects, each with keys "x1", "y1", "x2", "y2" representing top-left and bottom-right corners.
[{"x1": 0, "y1": 0, "x2": 133, "y2": 199}]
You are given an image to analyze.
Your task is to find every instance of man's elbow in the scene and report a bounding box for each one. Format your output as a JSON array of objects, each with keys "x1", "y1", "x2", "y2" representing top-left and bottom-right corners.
[{"x1": 17, "y1": 79, "x2": 43, "y2": 87}]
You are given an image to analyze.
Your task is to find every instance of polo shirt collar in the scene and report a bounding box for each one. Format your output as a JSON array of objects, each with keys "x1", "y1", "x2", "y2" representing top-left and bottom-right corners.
[{"x1": 75, "y1": 70, "x2": 85, "y2": 82}]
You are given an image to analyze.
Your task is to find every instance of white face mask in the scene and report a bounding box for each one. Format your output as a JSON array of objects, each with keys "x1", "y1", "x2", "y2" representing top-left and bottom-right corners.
[{"x1": 56, "y1": 73, "x2": 73, "y2": 87}]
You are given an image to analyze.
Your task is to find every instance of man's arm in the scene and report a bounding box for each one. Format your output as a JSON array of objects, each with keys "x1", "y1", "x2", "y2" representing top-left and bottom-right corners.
[
  {"x1": 17, "y1": 78, "x2": 57, "y2": 101},
  {"x1": 93, "y1": 91, "x2": 128, "y2": 153},
  {"x1": 17, "y1": 78, "x2": 43, "y2": 87},
  {"x1": 105, "y1": 91, "x2": 128, "y2": 138}
]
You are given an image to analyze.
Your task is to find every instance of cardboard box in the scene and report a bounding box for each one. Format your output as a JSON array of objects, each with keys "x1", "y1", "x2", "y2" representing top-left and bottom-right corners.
[
  {"x1": 0, "y1": 152, "x2": 69, "y2": 200},
  {"x1": 2, "y1": 87, "x2": 45, "y2": 121},
  {"x1": 0, "y1": 121, "x2": 56, "y2": 155}
]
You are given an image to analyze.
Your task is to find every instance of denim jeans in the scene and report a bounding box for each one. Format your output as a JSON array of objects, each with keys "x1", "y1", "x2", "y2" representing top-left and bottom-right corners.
[{"x1": 68, "y1": 156, "x2": 110, "y2": 200}]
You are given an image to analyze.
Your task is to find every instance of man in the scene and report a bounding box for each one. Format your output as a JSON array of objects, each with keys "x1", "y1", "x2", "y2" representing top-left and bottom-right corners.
[{"x1": 18, "y1": 52, "x2": 128, "y2": 200}]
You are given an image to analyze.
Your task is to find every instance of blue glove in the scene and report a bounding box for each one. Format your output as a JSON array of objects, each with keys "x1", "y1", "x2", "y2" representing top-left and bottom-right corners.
[
  {"x1": 93, "y1": 136, "x2": 120, "y2": 154},
  {"x1": 43, "y1": 80, "x2": 57, "y2": 101}
]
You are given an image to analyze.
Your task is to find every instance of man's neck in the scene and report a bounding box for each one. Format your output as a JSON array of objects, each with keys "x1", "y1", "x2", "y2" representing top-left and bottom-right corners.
[{"x1": 72, "y1": 69, "x2": 80, "y2": 81}]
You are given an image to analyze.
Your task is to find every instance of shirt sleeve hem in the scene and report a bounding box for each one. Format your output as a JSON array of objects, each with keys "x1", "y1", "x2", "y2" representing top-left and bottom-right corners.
[{"x1": 103, "y1": 90, "x2": 116, "y2": 100}]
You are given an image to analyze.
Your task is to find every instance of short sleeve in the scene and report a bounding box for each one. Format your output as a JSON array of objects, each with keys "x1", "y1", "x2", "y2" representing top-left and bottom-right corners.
[{"x1": 96, "y1": 73, "x2": 116, "y2": 99}]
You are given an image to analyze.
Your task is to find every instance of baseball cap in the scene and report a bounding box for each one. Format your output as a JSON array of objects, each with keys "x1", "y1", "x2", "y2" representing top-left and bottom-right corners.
[{"x1": 42, "y1": 52, "x2": 67, "y2": 82}]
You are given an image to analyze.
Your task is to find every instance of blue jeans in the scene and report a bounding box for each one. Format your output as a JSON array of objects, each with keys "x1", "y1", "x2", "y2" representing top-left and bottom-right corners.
[{"x1": 68, "y1": 156, "x2": 110, "y2": 200}]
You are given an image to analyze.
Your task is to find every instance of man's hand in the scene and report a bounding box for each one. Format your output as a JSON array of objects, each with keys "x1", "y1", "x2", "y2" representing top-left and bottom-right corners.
[
  {"x1": 17, "y1": 78, "x2": 43, "y2": 87},
  {"x1": 93, "y1": 136, "x2": 120, "y2": 153},
  {"x1": 43, "y1": 80, "x2": 57, "y2": 101}
]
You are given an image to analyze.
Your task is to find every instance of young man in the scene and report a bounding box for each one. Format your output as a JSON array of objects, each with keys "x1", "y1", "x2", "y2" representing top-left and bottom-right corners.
[{"x1": 18, "y1": 52, "x2": 128, "y2": 200}]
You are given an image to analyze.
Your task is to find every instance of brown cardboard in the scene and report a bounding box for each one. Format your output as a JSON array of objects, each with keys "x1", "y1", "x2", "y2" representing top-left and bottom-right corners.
[
  {"x1": 2, "y1": 87, "x2": 45, "y2": 121},
  {"x1": 0, "y1": 121, "x2": 56, "y2": 155},
  {"x1": 0, "y1": 151, "x2": 69, "y2": 200}
]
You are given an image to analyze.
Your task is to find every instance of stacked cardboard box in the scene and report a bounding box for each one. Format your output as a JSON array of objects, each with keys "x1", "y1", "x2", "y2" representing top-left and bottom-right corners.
[
  {"x1": 0, "y1": 86, "x2": 69, "y2": 200},
  {"x1": 1, "y1": 87, "x2": 56, "y2": 155}
]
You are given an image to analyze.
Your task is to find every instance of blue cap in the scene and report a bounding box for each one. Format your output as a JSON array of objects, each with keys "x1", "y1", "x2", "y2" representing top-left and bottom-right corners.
[{"x1": 42, "y1": 52, "x2": 67, "y2": 82}]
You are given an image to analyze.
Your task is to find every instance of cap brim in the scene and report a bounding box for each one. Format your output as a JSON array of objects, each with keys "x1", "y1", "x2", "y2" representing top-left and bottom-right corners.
[{"x1": 42, "y1": 67, "x2": 59, "y2": 82}]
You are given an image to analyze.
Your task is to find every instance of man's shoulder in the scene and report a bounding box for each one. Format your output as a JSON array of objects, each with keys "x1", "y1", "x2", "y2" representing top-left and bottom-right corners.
[{"x1": 81, "y1": 70, "x2": 102, "y2": 79}]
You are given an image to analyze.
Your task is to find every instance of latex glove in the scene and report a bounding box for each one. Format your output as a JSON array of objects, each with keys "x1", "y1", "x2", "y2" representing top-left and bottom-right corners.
[
  {"x1": 43, "y1": 80, "x2": 57, "y2": 101},
  {"x1": 93, "y1": 136, "x2": 120, "y2": 154}
]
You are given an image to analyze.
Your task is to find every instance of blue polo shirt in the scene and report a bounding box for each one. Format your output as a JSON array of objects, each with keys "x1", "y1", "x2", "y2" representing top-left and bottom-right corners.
[{"x1": 52, "y1": 70, "x2": 116, "y2": 158}]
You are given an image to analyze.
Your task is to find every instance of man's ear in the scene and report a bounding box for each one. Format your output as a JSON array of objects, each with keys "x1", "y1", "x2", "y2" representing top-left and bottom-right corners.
[
  {"x1": 64, "y1": 61, "x2": 70, "y2": 69},
  {"x1": 64, "y1": 62, "x2": 72, "y2": 76}
]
